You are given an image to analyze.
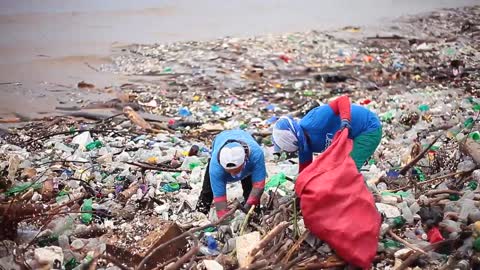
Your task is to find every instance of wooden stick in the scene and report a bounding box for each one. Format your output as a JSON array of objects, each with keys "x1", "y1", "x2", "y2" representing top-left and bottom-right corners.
[
  {"x1": 424, "y1": 189, "x2": 463, "y2": 197},
  {"x1": 305, "y1": 261, "x2": 346, "y2": 269},
  {"x1": 136, "y1": 202, "x2": 240, "y2": 270},
  {"x1": 282, "y1": 231, "x2": 309, "y2": 264},
  {"x1": 117, "y1": 183, "x2": 139, "y2": 203},
  {"x1": 164, "y1": 232, "x2": 199, "y2": 270},
  {"x1": 389, "y1": 171, "x2": 466, "y2": 192},
  {"x1": 245, "y1": 221, "x2": 289, "y2": 266},
  {"x1": 418, "y1": 171, "x2": 468, "y2": 186},
  {"x1": 399, "y1": 135, "x2": 441, "y2": 175},
  {"x1": 388, "y1": 230, "x2": 427, "y2": 255},
  {"x1": 240, "y1": 205, "x2": 256, "y2": 236},
  {"x1": 271, "y1": 239, "x2": 294, "y2": 265},
  {"x1": 281, "y1": 253, "x2": 307, "y2": 270},
  {"x1": 238, "y1": 259, "x2": 268, "y2": 270},
  {"x1": 125, "y1": 161, "x2": 186, "y2": 173},
  {"x1": 263, "y1": 238, "x2": 290, "y2": 260},
  {"x1": 397, "y1": 239, "x2": 455, "y2": 270}
]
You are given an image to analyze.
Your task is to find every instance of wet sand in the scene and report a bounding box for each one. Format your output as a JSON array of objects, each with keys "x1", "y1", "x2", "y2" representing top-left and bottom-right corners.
[{"x1": 0, "y1": 0, "x2": 479, "y2": 120}]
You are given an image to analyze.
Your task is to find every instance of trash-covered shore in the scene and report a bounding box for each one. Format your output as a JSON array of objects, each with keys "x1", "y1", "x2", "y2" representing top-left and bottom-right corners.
[{"x1": 1, "y1": 5, "x2": 480, "y2": 270}]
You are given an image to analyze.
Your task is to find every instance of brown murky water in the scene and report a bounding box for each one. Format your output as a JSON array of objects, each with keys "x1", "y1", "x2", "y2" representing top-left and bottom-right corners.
[{"x1": 0, "y1": 0, "x2": 479, "y2": 121}]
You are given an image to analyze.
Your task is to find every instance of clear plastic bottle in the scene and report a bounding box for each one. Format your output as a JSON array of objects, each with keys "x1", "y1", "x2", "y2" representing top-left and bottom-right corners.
[
  {"x1": 459, "y1": 199, "x2": 475, "y2": 222},
  {"x1": 399, "y1": 201, "x2": 414, "y2": 224},
  {"x1": 454, "y1": 259, "x2": 470, "y2": 270}
]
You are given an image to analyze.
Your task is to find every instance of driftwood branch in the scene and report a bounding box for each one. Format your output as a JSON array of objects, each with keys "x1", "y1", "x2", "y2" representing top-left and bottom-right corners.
[
  {"x1": 399, "y1": 135, "x2": 441, "y2": 175},
  {"x1": 136, "y1": 202, "x2": 240, "y2": 270},
  {"x1": 245, "y1": 221, "x2": 289, "y2": 266}
]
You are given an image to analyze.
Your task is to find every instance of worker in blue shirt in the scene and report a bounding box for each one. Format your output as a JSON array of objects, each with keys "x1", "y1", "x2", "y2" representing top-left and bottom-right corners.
[
  {"x1": 196, "y1": 130, "x2": 267, "y2": 218},
  {"x1": 272, "y1": 95, "x2": 382, "y2": 172}
]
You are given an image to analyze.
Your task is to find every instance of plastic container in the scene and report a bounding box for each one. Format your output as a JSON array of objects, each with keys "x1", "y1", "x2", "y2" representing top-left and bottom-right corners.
[{"x1": 80, "y1": 199, "x2": 93, "y2": 224}]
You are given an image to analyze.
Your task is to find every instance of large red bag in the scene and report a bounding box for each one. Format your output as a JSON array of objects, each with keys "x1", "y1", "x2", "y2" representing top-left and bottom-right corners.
[{"x1": 295, "y1": 130, "x2": 381, "y2": 269}]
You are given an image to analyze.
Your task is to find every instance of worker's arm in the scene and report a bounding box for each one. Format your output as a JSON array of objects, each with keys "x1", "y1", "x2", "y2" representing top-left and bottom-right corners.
[
  {"x1": 329, "y1": 95, "x2": 351, "y2": 121},
  {"x1": 299, "y1": 149, "x2": 313, "y2": 173},
  {"x1": 246, "y1": 179, "x2": 265, "y2": 207},
  {"x1": 245, "y1": 151, "x2": 267, "y2": 208},
  {"x1": 210, "y1": 170, "x2": 229, "y2": 218}
]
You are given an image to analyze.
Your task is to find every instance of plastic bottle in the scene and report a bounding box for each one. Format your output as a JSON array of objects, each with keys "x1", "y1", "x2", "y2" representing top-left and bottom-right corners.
[
  {"x1": 80, "y1": 199, "x2": 93, "y2": 224},
  {"x1": 473, "y1": 170, "x2": 480, "y2": 182},
  {"x1": 16, "y1": 228, "x2": 40, "y2": 244},
  {"x1": 440, "y1": 219, "x2": 461, "y2": 233},
  {"x1": 473, "y1": 238, "x2": 480, "y2": 252},
  {"x1": 178, "y1": 107, "x2": 191, "y2": 117},
  {"x1": 382, "y1": 239, "x2": 402, "y2": 255},
  {"x1": 199, "y1": 235, "x2": 220, "y2": 256},
  {"x1": 85, "y1": 140, "x2": 103, "y2": 151},
  {"x1": 72, "y1": 254, "x2": 93, "y2": 270},
  {"x1": 399, "y1": 202, "x2": 414, "y2": 224},
  {"x1": 410, "y1": 202, "x2": 420, "y2": 215},
  {"x1": 454, "y1": 260, "x2": 470, "y2": 270},
  {"x1": 459, "y1": 199, "x2": 475, "y2": 221},
  {"x1": 418, "y1": 104, "x2": 430, "y2": 112},
  {"x1": 64, "y1": 258, "x2": 79, "y2": 270},
  {"x1": 376, "y1": 182, "x2": 388, "y2": 192}
]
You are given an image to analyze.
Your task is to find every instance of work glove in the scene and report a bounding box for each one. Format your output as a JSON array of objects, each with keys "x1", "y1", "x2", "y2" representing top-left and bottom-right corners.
[
  {"x1": 216, "y1": 208, "x2": 230, "y2": 220},
  {"x1": 240, "y1": 202, "x2": 253, "y2": 213},
  {"x1": 340, "y1": 119, "x2": 353, "y2": 139}
]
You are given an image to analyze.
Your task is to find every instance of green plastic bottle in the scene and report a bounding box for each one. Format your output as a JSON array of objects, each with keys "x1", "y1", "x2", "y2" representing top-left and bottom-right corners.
[
  {"x1": 80, "y1": 199, "x2": 93, "y2": 224},
  {"x1": 85, "y1": 140, "x2": 102, "y2": 151},
  {"x1": 418, "y1": 104, "x2": 430, "y2": 112},
  {"x1": 469, "y1": 131, "x2": 480, "y2": 142},
  {"x1": 468, "y1": 181, "x2": 478, "y2": 191},
  {"x1": 473, "y1": 237, "x2": 480, "y2": 252},
  {"x1": 464, "y1": 117, "x2": 474, "y2": 129},
  {"x1": 189, "y1": 162, "x2": 201, "y2": 170},
  {"x1": 65, "y1": 258, "x2": 79, "y2": 270},
  {"x1": 303, "y1": 90, "x2": 314, "y2": 96}
]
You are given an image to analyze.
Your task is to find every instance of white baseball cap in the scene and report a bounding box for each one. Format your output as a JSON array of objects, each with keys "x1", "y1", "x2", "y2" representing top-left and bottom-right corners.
[{"x1": 219, "y1": 142, "x2": 246, "y2": 170}]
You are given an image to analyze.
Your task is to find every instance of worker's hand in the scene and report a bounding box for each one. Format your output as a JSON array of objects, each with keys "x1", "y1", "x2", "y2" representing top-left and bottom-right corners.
[
  {"x1": 340, "y1": 119, "x2": 353, "y2": 138},
  {"x1": 216, "y1": 208, "x2": 230, "y2": 220},
  {"x1": 240, "y1": 202, "x2": 253, "y2": 213}
]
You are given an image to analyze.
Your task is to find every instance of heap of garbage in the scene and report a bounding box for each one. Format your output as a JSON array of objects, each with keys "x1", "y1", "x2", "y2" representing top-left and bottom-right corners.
[{"x1": 1, "y1": 5, "x2": 480, "y2": 270}]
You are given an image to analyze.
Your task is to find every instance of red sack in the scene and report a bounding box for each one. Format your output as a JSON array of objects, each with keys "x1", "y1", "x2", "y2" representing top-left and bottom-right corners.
[{"x1": 295, "y1": 130, "x2": 381, "y2": 268}]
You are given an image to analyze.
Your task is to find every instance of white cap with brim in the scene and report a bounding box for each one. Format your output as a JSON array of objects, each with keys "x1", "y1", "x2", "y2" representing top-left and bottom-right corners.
[{"x1": 219, "y1": 142, "x2": 246, "y2": 170}]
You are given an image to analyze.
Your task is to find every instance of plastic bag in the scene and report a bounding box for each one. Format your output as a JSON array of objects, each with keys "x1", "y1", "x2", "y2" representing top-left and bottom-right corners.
[{"x1": 295, "y1": 130, "x2": 381, "y2": 268}]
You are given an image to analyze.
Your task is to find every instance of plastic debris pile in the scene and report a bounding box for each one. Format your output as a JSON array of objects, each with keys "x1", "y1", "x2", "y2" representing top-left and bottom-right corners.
[{"x1": 1, "y1": 5, "x2": 480, "y2": 270}]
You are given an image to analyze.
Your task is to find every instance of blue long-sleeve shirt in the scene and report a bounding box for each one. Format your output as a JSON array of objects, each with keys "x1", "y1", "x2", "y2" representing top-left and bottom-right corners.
[
  {"x1": 209, "y1": 130, "x2": 267, "y2": 198},
  {"x1": 299, "y1": 104, "x2": 381, "y2": 165}
]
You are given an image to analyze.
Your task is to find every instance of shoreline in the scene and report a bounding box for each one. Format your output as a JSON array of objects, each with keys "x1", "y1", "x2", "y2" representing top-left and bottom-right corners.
[{"x1": 0, "y1": 3, "x2": 479, "y2": 124}]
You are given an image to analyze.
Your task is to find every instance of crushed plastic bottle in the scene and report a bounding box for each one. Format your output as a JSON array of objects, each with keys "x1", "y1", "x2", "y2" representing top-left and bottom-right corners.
[
  {"x1": 161, "y1": 182, "x2": 180, "y2": 192},
  {"x1": 80, "y1": 199, "x2": 93, "y2": 224},
  {"x1": 5, "y1": 182, "x2": 42, "y2": 196},
  {"x1": 211, "y1": 104, "x2": 221, "y2": 113},
  {"x1": 418, "y1": 104, "x2": 430, "y2": 112},
  {"x1": 85, "y1": 140, "x2": 103, "y2": 151},
  {"x1": 178, "y1": 107, "x2": 192, "y2": 117}
]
